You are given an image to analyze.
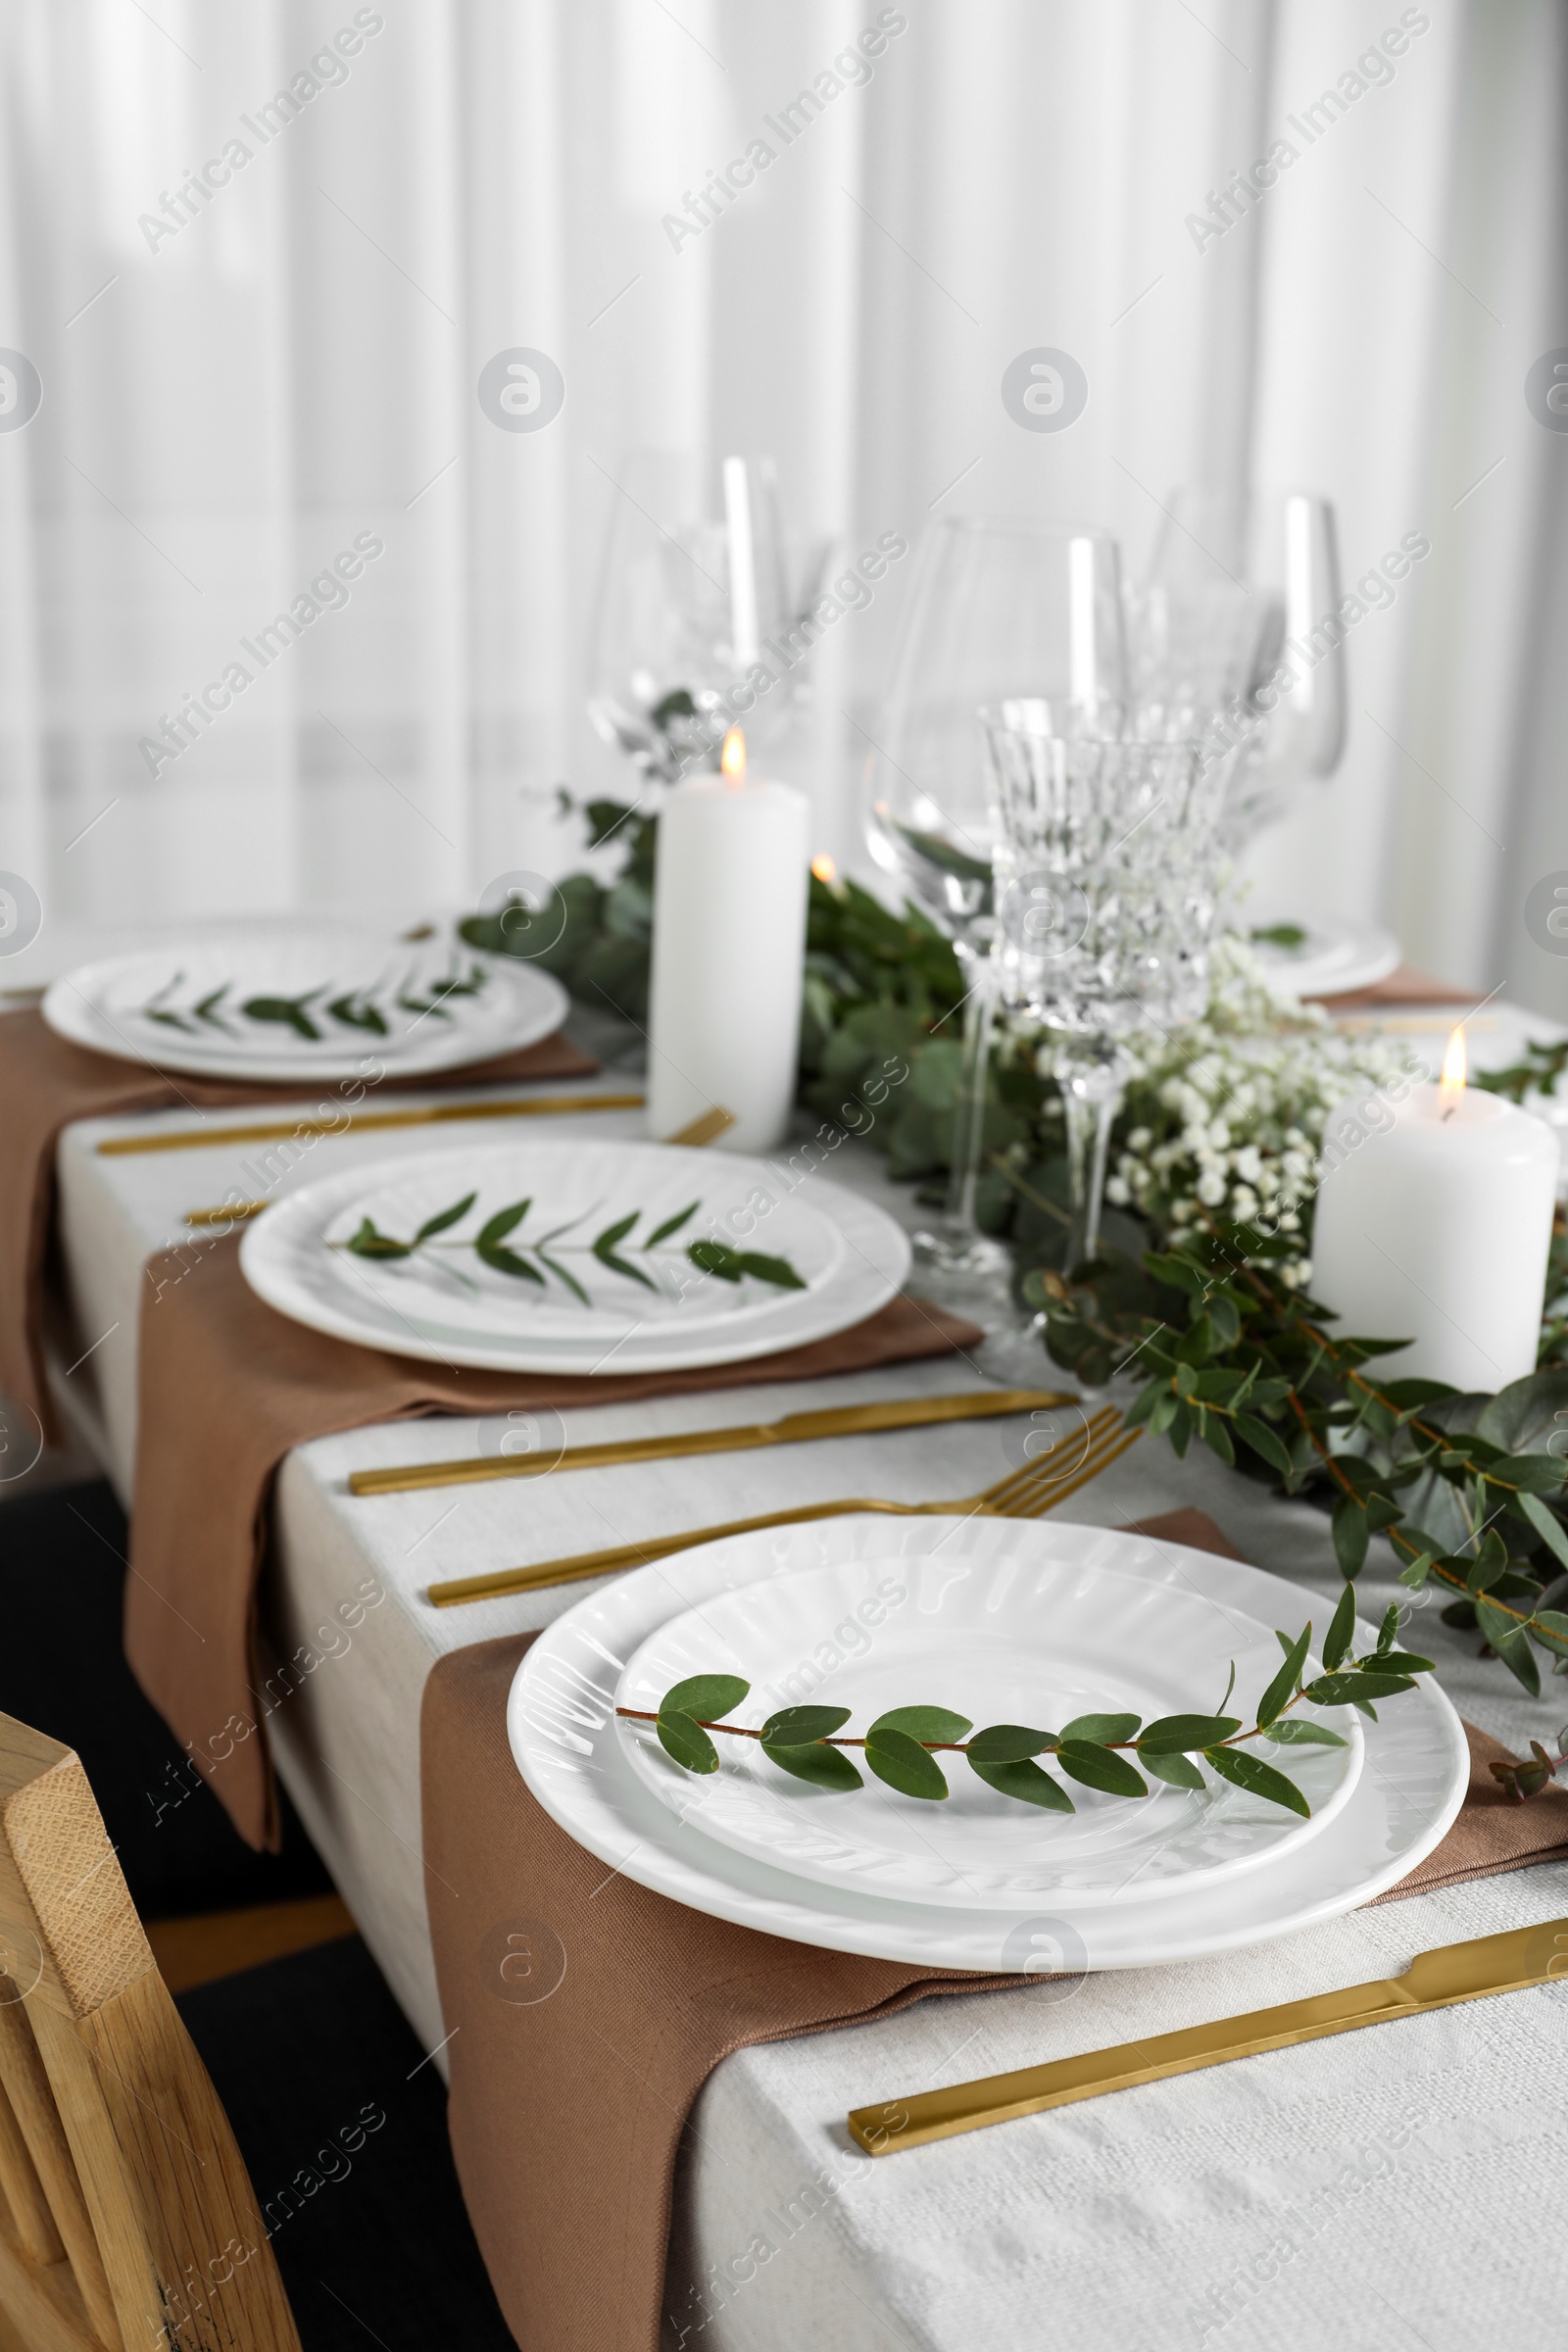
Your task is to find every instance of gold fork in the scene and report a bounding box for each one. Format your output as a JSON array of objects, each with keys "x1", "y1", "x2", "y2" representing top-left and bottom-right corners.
[{"x1": 425, "y1": 1407, "x2": 1137, "y2": 1604}]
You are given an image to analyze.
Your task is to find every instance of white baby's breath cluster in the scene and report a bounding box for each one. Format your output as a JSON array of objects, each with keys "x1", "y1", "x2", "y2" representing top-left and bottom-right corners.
[{"x1": 1019, "y1": 935, "x2": 1422, "y2": 1283}]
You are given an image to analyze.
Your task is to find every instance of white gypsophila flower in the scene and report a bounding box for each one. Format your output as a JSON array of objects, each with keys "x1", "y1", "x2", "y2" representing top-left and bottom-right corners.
[{"x1": 1012, "y1": 933, "x2": 1417, "y2": 1261}]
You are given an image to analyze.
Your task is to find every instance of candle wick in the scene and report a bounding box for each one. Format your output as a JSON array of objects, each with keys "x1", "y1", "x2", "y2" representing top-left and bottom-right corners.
[{"x1": 1441, "y1": 1103, "x2": 1456, "y2": 1121}]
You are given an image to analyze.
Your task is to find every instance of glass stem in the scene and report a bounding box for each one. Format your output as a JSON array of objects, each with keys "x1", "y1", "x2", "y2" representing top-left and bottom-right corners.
[
  {"x1": 1058, "y1": 1049, "x2": 1126, "y2": 1269},
  {"x1": 944, "y1": 942, "x2": 998, "y2": 1236}
]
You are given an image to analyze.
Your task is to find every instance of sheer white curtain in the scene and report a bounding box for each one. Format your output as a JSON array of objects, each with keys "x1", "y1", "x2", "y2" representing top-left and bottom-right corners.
[{"x1": 2, "y1": 0, "x2": 1563, "y2": 1009}]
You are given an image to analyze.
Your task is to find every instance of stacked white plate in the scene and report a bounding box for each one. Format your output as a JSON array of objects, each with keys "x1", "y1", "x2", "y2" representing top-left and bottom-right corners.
[
  {"x1": 43, "y1": 924, "x2": 566, "y2": 1082},
  {"x1": 241, "y1": 1138, "x2": 913, "y2": 1375},
  {"x1": 1246, "y1": 912, "x2": 1401, "y2": 1000},
  {"x1": 510, "y1": 1518, "x2": 1469, "y2": 1971}
]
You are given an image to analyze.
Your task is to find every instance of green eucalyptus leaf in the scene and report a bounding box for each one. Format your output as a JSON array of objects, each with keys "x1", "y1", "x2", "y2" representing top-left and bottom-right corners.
[
  {"x1": 344, "y1": 1217, "x2": 411, "y2": 1260},
  {"x1": 1490, "y1": 1624, "x2": 1543, "y2": 1696},
  {"x1": 968, "y1": 1755, "x2": 1074, "y2": 1810},
  {"x1": 1332, "y1": 1496, "x2": 1369, "y2": 1578},
  {"x1": 477, "y1": 1241, "x2": 545, "y2": 1283},
  {"x1": 1058, "y1": 1712, "x2": 1141, "y2": 1746},
  {"x1": 1233, "y1": 1412, "x2": 1293, "y2": 1476},
  {"x1": 735, "y1": 1250, "x2": 808, "y2": 1291},
  {"x1": 1516, "y1": 1490, "x2": 1568, "y2": 1568},
  {"x1": 1137, "y1": 1714, "x2": 1241, "y2": 1754},
  {"x1": 416, "y1": 1193, "x2": 477, "y2": 1243},
  {"x1": 477, "y1": 1200, "x2": 531, "y2": 1249},
  {"x1": 1266, "y1": 1719, "x2": 1348, "y2": 1748},
  {"x1": 1322, "y1": 1583, "x2": 1357, "y2": 1672},
  {"x1": 966, "y1": 1724, "x2": 1054, "y2": 1764},
  {"x1": 868, "y1": 1705, "x2": 972, "y2": 1745},
  {"x1": 1056, "y1": 1741, "x2": 1148, "y2": 1799},
  {"x1": 644, "y1": 1200, "x2": 700, "y2": 1248},
  {"x1": 761, "y1": 1740, "x2": 862, "y2": 1791},
  {"x1": 864, "y1": 1727, "x2": 950, "y2": 1800},
  {"x1": 687, "y1": 1239, "x2": 744, "y2": 1283},
  {"x1": 1529, "y1": 1609, "x2": 1568, "y2": 1660},
  {"x1": 1202, "y1": 1744, "x2": 1310, "y2": 1817},
  {"x1": 662, "y1": 1674, "x2": 750, "y2": 1722},
  {"x1": 656, "y1": 1712, "x2": 718, "y2": 1773},
  {"x1": 1303, "y1": 1670, "x2": 1415, "y2": 1704},
  {"x1": 1256, "y1": 1625, "x2": 1311, "y2": 1730},
  {"x1": 1141, "y1": 1750, "x2": 1205, "y2": 1790},
  {"x1": 760, "y1": 1705, "x2": 852, "y2": 1744}
]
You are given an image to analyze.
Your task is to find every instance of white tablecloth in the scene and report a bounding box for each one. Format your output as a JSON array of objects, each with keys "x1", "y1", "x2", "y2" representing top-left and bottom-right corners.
[{"x1": 45, "y1": 1074, "x2": 1568, "y2": 2352}]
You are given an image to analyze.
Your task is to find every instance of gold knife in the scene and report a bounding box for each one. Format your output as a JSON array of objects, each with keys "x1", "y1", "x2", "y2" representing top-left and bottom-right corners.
[
  {"x1": 97, "y1": 1090, "x2": 646, "y2": 1156},
  {"x1": 848, "y1": 1917, "x2": 1568, "y2": 2155},
  {"x1": 347, "y1": 1388, "x2": 1078, "y2": 1496}
]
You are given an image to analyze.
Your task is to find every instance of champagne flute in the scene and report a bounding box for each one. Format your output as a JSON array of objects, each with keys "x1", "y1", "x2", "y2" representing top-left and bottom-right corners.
[{"x1": 862, "y1": 517, "x2": 1126, "y2": 1307}]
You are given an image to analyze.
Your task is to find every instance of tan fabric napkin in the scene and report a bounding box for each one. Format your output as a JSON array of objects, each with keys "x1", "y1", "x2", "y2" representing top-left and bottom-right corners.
[
  {"x1": 0, "y1": 1004, "x2": 597, "y2": 1440},
  {"x1": 419, "y1": 1504, "x2": 1568, "y2": 2352},
  {"x1": 124, "y1": 1233, "x2": 982, "y2": 1851},
  {"x1": 1307, "y1": 962, "x2": 1474, "y2": 1011}
]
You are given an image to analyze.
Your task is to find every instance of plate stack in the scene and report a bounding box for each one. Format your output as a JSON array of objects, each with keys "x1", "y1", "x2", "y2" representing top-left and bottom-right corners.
[{"x1": 511, "y1": 1519, "x2": 1470, "y2": 1971}]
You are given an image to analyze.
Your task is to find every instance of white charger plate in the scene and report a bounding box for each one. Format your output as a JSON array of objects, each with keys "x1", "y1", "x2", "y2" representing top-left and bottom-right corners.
[
  {"x1": 615, "y1": 1549, "x2": 1362, "y2": 1910},
  {"x1": 44, "y1": 927, "x2": 566, "y2": 1081},
  {"x1": 510, "y1": 1517, "x2": 1470, "y2": 1972},
  {"x1": 1246, "y1": 913, "x2": 1400, "y2": 1001},
  {"x1": 240, "y1": 1139, "x2": 912, "y2": 1374}
]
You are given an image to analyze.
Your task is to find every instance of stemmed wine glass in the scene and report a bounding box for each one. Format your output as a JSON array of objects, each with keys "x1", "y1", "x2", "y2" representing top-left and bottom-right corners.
[
  {"x1": 862, "y1": 516, "x2": 1127, "y2": 1308},
  {"x1": 587, "y1": 451, "x2": 827, "y2": 788},
  {"x1": 986, "y1": 717, "x2": 1242, "y2": 1271},
  {"x1": 1140, "y1": 486, "x2": 1347, "y2": 841}
]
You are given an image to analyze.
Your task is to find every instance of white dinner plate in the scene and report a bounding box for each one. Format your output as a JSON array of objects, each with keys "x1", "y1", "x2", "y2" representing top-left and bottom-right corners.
[
  {"x1": 240, "y1": 1139, "x2": 912, "y2": 1374},
  {"x1": 510, "y1": 1517, "x2": 1469, "y2": 1972},
  {"x1": 1246, "y1": 913, "x2": 1401, "y2": 1001},
  {"x1": 615, "y1": 1549, "x2": 1362, "y2": 1910},
  {"x1": 43, "y1": 927, "x2": 566, "y2": 1081}
]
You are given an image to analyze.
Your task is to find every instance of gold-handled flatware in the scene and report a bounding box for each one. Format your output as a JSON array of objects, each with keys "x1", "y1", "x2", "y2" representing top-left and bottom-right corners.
[
  {"x1": 663, "y1": 1103, "x2": 736, "y2": 1148},
  {"x1": 847, "y1": 1917, "x2": 1568, "y2": 2155},
  {"x1": 176, "y1": 1096, "x2": 728, "y2": 1219},
  {"x1": 101, "y1": 1090, "x2": 646, "y2": 1158},
  {"x1": 349, "y1": 1388, "x2": 1081, "y2": 1496},
  {"x1": 425, "y1": 1408, "x2": 1136, "y2": 1605}
]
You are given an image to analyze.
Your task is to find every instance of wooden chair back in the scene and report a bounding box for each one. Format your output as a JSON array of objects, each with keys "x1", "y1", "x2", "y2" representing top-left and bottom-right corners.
[{"x1": 0, "y1": 1712, "x2": 301, "y2": 2352}]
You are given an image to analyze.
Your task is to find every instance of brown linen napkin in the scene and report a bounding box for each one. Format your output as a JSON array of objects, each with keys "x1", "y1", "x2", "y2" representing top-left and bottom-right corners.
[
  {"x1": 1307, "y1": 962, "x2": 1474, "y2": 1011},
  {"x1": 124, "y1": 1233, "x2": 982, "y2": 1852},
  {"x1": 0, "y1": 1004, "x2": 598, "y2": 1440},
  {"x1": 419, "y1": 1504, "x2": 1568, "y2": 2352}
]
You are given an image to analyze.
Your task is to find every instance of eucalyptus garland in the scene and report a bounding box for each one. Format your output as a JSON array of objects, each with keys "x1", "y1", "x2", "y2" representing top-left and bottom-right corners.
[{"x1": 461, "y1": 793, "x2": 1568, "y2": 1753}]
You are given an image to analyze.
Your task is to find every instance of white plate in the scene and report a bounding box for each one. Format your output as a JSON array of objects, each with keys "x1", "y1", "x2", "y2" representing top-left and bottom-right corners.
[
  {"x1": 1246, "y1": 913, "x2": 1400, "y2": 1001},
  {"x1": 615, "y1": 1550, "x2": 1361, "y2": 1910},
  {"x1": 510, "y1": 1518, "x2": 1469, "y2": 1971},
  {"x1": 240, "y1": 1139, "x2": 912, "y2": 1374},
  {"x1": 43, "y1": 927, "x2": 566, "y2": 1081}
]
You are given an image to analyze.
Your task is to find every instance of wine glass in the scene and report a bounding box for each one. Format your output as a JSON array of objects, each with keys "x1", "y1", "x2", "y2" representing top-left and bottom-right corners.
[
  {"x1": 587, "y1": 451, "x2": 802, "y2": 788},
  {"x1": 861, "y1": 517, "x2": 1127, "y2": 1307},
  {"x1": 986, "y1": 717, "x2": 1241, "y2": 1270},
  {"x1": 1142, "y1": 486, "x2": 1347, "y2": 841}
]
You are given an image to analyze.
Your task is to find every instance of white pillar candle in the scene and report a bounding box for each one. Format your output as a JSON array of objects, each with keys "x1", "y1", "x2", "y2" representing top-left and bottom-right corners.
[
  {"x1": 647, "y1": 728, "x2": 809, "y2": 1152},
  {"x1": 1310, "y1": 1030, "x2": 1558, "y2": 1393}
]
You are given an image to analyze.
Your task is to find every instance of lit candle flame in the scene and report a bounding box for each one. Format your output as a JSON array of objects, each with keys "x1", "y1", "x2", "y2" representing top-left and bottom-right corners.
[
  {"x1": 1440, "y1": 1024, "x2": 1467, "y2": 1110},
  {"x1": 811, "y1": 853, "x2": 837, "y2": 884},
  {"x1": 720, "y1": 726, "x2": 747, "y2": 786}
]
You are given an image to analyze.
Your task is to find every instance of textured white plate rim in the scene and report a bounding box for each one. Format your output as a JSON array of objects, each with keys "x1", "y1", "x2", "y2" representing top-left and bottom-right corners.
[
  {"x1": 508, "y1": 1517, "x2": 1470, "y2": 1971},
  {"x1": 240, "y1": 1140, "x2": 912, "y2": 1374},
  {"x1": 613, "y1": 1550, "x2": 1364, "y2": 1909},
  {"x1": 43, "y1": 932, "x2": 566, "y2": 1082},
  {"x1": 1250, "y1": 915, "x2": 1401, "y2": 1002}
]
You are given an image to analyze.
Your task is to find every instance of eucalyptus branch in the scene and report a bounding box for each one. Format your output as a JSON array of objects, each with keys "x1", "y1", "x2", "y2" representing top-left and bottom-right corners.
[{"x1": 621, "y1": 1592, "x2": 1430, "y2": 1820}]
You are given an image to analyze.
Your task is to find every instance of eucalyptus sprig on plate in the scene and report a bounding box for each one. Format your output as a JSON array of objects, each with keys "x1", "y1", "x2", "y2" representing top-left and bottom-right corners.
[
  {"x1": 137, "y1": 959, "x2": 491, "y2": 1042},
  {"x1": 336, "y1": 1193, "x2": 807, "y2": 1304},
  {"x1": 619, "y1": 1588, "x2": 1431, "y2": 1818}
]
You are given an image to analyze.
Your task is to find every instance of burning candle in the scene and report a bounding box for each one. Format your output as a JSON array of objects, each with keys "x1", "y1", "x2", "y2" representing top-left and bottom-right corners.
[
  {"x1": 1310, "y1": 1026, "x2": 1559, "y2": 1393},
  {"x1": 647, "y1": 727, "x2": 809, "y2": 1152}
]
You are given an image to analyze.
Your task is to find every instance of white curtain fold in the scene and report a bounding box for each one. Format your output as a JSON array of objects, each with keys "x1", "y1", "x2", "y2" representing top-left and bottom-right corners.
[{"x1": 1, "y1": 0, "x2": 1563, "y2": 1011}]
